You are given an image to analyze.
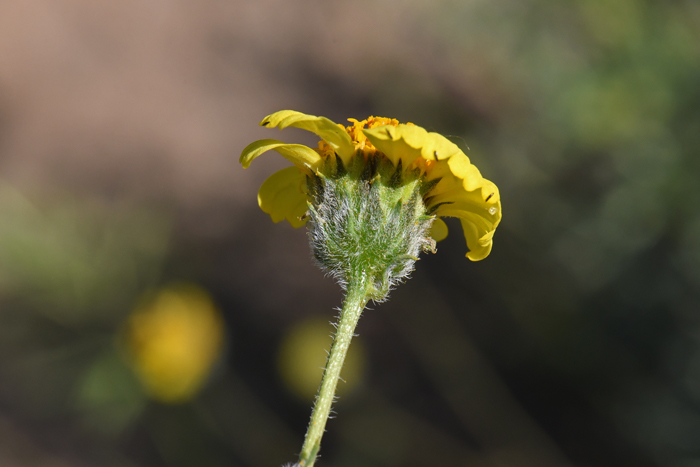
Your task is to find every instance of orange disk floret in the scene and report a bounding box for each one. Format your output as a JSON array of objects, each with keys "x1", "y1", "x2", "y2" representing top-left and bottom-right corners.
[
  {"x1": 345, "y1": 117, "x2": 405, "y2": 157},
  {"x1": 315, "y1": 116, "x2": 414, "y2": 160}
]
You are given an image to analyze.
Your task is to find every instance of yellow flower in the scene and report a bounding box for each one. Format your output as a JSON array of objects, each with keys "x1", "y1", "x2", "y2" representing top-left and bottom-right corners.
[
  {"x1": 240, "y1": 110, "x2": 501, "y2": 261},
  {"x1": 123, "y1": 284, "x2": 225, "y2": 403},
  {"x1": 277, "y1": 317, "x2": 365, "y2": 401}
]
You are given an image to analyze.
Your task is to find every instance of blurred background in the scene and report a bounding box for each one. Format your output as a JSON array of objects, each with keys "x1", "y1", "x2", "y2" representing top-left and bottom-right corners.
[{"x1": 0, "y1": 1, "x2": 699, "y2": 466}]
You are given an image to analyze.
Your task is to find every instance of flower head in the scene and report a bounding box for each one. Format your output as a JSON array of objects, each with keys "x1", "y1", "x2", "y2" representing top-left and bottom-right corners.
[
  {"x1": 241, "y1": 112, "x2": 501, "y2": 467},
  {"x1": 240, "y1": 110, "x2": 501, "y2": 262}
]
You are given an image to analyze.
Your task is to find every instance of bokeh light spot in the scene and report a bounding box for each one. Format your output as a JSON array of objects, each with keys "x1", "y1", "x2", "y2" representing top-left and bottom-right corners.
[
  {"x1": 277, "y1": 317, "x2": 366, "y2": 401},
  {"x1": 123, "y1": 283, "x2": 225, "y2": 404}
]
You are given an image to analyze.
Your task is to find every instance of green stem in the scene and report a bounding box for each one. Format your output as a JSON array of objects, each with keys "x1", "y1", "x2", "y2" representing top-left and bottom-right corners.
[{"x1": 298, "y1": 275, "x2": 371, "y2": 467}]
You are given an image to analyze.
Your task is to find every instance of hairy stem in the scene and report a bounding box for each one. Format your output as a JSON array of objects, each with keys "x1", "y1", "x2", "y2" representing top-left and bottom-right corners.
[{"x1": 298, "y1": 274, "x2": 371, "y2": 467}]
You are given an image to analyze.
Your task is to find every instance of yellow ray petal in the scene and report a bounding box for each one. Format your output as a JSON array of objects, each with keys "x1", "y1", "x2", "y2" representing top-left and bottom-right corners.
[
  {"x1": 425, "y1": 158, "x2": 499, "y2": 236},
  {"x1": 258, "y1": 167, "x2": 309, "y2": 228},
  {"x1": 260, "y1": 111, "x2": 355, "y2": 165},
  {"x1": 430, "y1": 218, "x2": 448, "y2": 242},
  {"x1": 436, "y1": 202, "x2": 501, "y2": 261},
  {"x1": 240, "y1": 139, "x2": 322, "y2": 171},
  {"x1": 437, "y1": 204, "x2": 498, "y2": 231},
  {"x1": 426, "y1": 154, "x2": 485, "y2": 198},
  {"x1": 418, "y1": 131, "x2": 464, "y2": 162},
  {"x1": 432, "y1": 184, "x2": 500, "y2": 218},
  {"x1": 460, "y1": 218, "x2": 494, "y2": 261},
  {"x1": 363, "y1": 124, "x2": 465, "y2": 169},
  {"x1": 363, "y1": 124, "x2": 424, "y2": 168}
]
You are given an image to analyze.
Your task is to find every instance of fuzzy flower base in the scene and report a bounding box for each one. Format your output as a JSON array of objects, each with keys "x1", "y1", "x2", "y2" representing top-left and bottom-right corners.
[{"x1": 307, "y1": 150, "x2": 436, "y2": 301}]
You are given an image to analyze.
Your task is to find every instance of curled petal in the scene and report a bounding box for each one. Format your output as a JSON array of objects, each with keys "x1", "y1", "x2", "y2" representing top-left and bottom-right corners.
[
  {"x1": 459, "y1": 218, "x2": 494, "y2": 261},
  {"x1": 430, "y1": 218, "x2": 448, "y2": 242},
  {"x1": 240, "y1": 139, "x2": 322, "y2": 172},
  {"x1": 260, "y1": 111, "x2": 355, "y2": 165},
  {"x1": 258, "y1": 167, "x2": 309, "y2": 228},
  {"x1": 436, "y1": 198, "x2": 501, "y2": 261},
  {"x1": 431, "y1": 181, "x2": 500, "y2": 219},
  {"x1": 426, "y1": 154, "x2": 485, "y2": 195}
]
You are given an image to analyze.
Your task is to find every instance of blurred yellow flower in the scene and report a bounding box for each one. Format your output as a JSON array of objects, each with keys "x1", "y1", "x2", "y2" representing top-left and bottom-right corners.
[
  {"x1": 277, "y1": 318, "x2": 365, "y2": 401},
  {"x1": 240, "y1": 110, "x2": 501, "y2": 260},
  {"x1": 124, "y1": 284, "x2": 225, "y2": 404}
]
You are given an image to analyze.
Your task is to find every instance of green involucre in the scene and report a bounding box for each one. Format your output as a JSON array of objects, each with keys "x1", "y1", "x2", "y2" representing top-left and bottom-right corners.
[{"x1": 306, "y1": 152, "x2": 436, "y2": 302}]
